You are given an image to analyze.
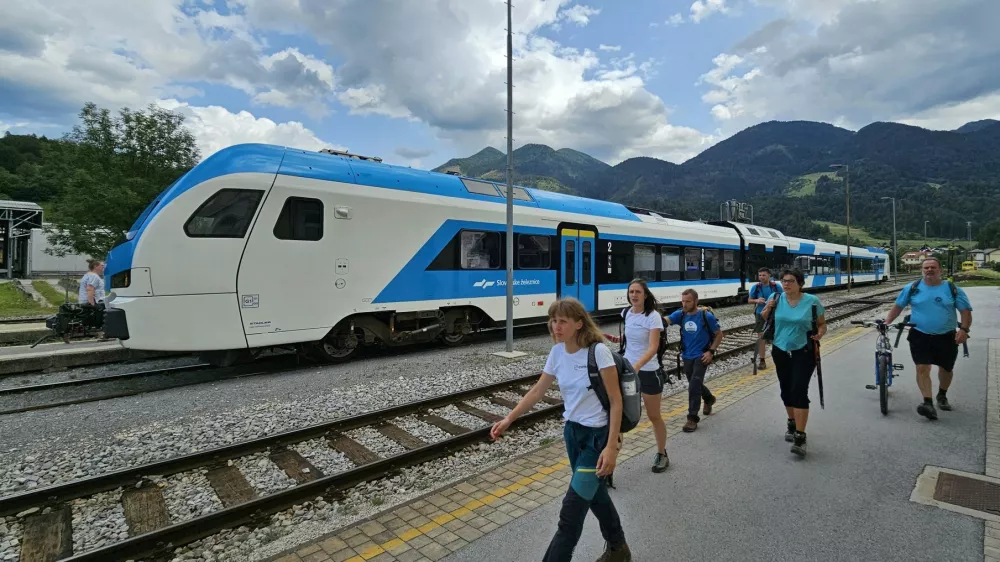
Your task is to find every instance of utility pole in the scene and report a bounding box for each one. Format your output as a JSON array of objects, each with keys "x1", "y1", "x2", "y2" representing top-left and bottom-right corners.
[
  {"x1": 968, "y1": 221, "x2": 972, "y2": 243},
  {"x1": 494, "y1": 0, "x2": 525, "y2": 359},
  {"x1": 832, "y1": 164, "x2": 851, "y2": 292},
  {"x1": 925, "y1": 220, "x2": 929, "y2": 239},
  {"x1": 881, "y1": 196, "x2": 896, "y2": 280}
]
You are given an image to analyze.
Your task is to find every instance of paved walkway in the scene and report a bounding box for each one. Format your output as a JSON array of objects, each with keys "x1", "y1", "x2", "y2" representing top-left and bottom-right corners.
[{"x1": 267, "y1": 286, "x2": 1000, "y2": 562}]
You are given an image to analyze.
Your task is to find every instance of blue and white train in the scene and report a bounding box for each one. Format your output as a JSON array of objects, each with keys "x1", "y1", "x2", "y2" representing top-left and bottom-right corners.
[{"x1": 102, "y1": 144, "x2": 890, "y2": 365}]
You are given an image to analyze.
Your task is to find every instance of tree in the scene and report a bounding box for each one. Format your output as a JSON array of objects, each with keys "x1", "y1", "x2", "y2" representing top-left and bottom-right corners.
[
  {"x1": 46, "y1": 102, "x2": 200, "y2": 257},
  {"x1": 977, "y1": 219, "x2": 1000, "y2": 249}
]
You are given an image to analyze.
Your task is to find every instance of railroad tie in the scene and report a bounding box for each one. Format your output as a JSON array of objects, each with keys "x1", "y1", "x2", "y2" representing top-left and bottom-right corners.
[
  {"x1": 18, "y1": 506, "x2": 73, "y2": 562},
  {"x1": 376, "y1": 422, "x2": 428, "y2": 450},
  {"x1": 122, "y1": 484, "x2": 171, "y2": 536},
  {"x1": 327, "y1": 433, "x2": 381, "y2": 466},
  {"x1": 418, "y1": 414, "x2": 471, "y2": 436},
  {"x1": 205, "y1": 465, "x2": 258, "y2": 507},
  {"x1": 269, "y1": 448, "x2": 325, "y2": 483},
  {"x1": 454, "y1": 402, "x2": 504, "y2": 423}
]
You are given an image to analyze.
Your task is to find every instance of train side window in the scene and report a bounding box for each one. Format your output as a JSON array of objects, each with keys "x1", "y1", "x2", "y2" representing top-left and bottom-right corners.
[
  {"x1": 460, "y1": 231, "x2": 501, "y2": 269},
  {"x1": 184, "y1": 188, "x2": 264, "y2": 238},
  {"x1": 565, "y1": 240, "x2": 576, "y2": 285},
  {"x1": 582, "y1": 241, "x2": 592, "y2": 284},
  {"x1": 461, "y1": 179, "x2": 501, "y2": 197},
  {"x1": 660, "y1": 246, "x2": 680, "y2": 281},
  {"x1": 273, "y1": 197, "x2": 324, "y2": 241},
  {"x1": 517, "y1": 234, "x2": 551, "y2": 269},
  {"x1": 684, "y1": 248, "x2": 702, "y2": 280},
  {"x1": 704, "y1": 249, "x2": 720, "y2": 279},
  {"x1": 634, "y1": 244, "x2": 656, "y2": 281},
  {"x1": 723, "y1": 250, "x2": 735, "y2": 272}
]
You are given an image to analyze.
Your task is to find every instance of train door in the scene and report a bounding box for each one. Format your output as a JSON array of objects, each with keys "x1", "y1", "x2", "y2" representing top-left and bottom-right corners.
[
  {"x1": 834, "y1": 252, "x2": 842, "y2": 285},
  {"x1": 559, "y1": 227, "x2": 596, "y2": 312}
]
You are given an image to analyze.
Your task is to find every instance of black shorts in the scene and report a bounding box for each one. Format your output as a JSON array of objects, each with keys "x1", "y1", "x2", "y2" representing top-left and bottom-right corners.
[
  {"x1": 908, "y1": 329, "x2": 960, "y2": 372},
  {"x1": 638, "y1": 369, "x2": 665, "y2": 395}
]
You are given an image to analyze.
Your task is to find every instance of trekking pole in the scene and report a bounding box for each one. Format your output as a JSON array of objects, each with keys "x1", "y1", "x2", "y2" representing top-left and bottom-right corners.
[
  {"x1": 958, "y1": 322, "x2": 970, "y2": 358},
  {"x1": 812, "y1": 304, "x2": 824, "y2": 409}
]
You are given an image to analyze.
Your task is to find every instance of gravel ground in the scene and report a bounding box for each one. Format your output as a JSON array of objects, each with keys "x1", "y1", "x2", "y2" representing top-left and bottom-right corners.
[
  {"x1": 235, "y1": 452, "x2": 297, "y2": 496},
  {"x1": 0, "y1": 355, "x2": 205, "y2": 391},
  {"x1": 151, "y1": 470, "x2": 225, "y2": 524},
  {"x1": 290, "y1": 439, "x2": 355, "y2": 474},
  {"x1": 71, "y1": 490, "x2": 128, "y2": 553}
]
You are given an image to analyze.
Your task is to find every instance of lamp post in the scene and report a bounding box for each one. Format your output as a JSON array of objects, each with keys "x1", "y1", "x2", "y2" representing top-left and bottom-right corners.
[
  {"x1": 924, "y1": 220, "x2": 929, "y2": 239},
  {"x1": 881, "y1": 196, "x2": 896, "y2": 280},
  {"x1": 831, "y1": 164, "x2": 851, "y2": 292}
]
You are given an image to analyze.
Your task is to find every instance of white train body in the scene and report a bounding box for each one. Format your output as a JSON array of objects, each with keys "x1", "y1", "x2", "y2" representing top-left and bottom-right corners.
[{"x1": 103, "y1": 144, "x2": 889, "y2": 363}]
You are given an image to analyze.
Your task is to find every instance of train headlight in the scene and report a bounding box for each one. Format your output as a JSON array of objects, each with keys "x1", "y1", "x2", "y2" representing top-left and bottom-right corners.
[{"x1": 110, "y1": 269, "x2": 131, "y2": 289}]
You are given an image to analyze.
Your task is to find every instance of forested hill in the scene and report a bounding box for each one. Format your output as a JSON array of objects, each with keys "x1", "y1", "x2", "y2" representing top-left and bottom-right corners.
[{"x1": 435, "y1": 119, "x2": 1000, "y2": 249}]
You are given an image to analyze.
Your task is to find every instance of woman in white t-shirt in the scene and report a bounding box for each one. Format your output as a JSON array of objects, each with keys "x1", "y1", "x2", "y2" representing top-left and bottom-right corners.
[
  {"x1": 491, "y1": 298, "x2": 632, "y2": 562},
  {"x1": 606, "y1": 278, "x2": 668, "y2": 473}
]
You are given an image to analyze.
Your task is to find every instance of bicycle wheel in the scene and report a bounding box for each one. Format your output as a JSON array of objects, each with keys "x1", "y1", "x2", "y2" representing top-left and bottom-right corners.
[{"x1": 878, "y1": 354, "x2": 889, "y2": 416}]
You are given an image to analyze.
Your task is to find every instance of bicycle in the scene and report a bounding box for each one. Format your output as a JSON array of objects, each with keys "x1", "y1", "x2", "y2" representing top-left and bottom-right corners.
[{"x1": 850, "y1": 319, "x2": 915, "y2": 415}]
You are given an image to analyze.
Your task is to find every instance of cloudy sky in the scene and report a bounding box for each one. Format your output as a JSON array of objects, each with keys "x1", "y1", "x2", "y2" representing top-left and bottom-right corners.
[{"x1": 1, "y1": 0, "x2": 997, "y2": 169}]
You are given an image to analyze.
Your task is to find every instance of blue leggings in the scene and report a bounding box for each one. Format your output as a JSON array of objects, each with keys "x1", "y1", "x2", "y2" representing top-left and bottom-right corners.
[{"x1": 542, "y1": 421, "x2": 626, "y2": 561}]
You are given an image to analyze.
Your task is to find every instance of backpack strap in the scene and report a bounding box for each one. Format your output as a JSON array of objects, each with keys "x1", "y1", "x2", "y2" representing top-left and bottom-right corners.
[
  {"x1": 701, "y1": 310, "x2": 716, "y2": 352},
  {"x1": 586, "y1": 343, "x2": 611, "y2": 413},
  {"x1": 618, "y1": 307, "x2": 628, "y2": 354}
]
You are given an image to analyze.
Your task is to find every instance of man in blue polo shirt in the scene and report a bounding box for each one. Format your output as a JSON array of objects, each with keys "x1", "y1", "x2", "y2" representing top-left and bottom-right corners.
[
  {"x1": 666, "y1": 288, "x2": 725, "y2": 432},
  {"x1": 749, "y1": 267, "x2": 782, "y2": 370},
  {"x1": 885, "y1": 257, "x2": 973, "y2": 420}
]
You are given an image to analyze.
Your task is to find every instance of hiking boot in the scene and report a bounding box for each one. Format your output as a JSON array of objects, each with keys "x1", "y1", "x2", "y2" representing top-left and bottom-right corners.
[
  {"x1": 652, "y1": 451, "x2": 669, "y2": 473},
  {"x1": 595, "y1": 542, "x2": 632, "y2": 562},
  {"x1": 703, "y1": 395, "x2": 716, "y2": 416},
  {"x1": 683, "y1": 418, "x2": 697, "y2": 432},
  {"x1": 937, "y1": 394, "x2": 952, "y2": 411},
  {"x1": 791, "y1": 432, "x2": 807, "y2": 457},
  {"x1": 917, "y1": 402, "x2": 938, "y2": 420},
  {"x1": 784, "y1": 419, "x2": 795, "y2": 442}
]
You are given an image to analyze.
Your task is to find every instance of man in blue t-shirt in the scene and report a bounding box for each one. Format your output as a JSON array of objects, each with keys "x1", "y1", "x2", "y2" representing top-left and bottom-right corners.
[
  {"x1": 749, "y1": 268, "x2": 782, "y2": 370},
  {"x1": 666, "y1": 288, "x2": 725, "y2": 432},
  {"x1": 885, "y1": 257, "x2": 973, "y2": 420}
]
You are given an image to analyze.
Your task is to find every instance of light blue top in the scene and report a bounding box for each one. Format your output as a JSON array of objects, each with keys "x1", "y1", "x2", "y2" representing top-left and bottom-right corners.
[
  {"x1": 769, "y1": 293, "x2": 825, "y2": 352},
  {"x1": 894, "y1": 280, "x2": 973, "y2": 335},
  {"x1": 667, "y1": 309, "x2": 721, "y2": 360}
]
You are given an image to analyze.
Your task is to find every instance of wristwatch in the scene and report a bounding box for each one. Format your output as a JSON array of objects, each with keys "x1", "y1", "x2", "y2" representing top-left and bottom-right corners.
[
  {"x1": 959, "y1": 326, "x2": 970, "y2": 334},
  {"x1": 708, "y1": 349, "x2": 716, "y2": 355}
]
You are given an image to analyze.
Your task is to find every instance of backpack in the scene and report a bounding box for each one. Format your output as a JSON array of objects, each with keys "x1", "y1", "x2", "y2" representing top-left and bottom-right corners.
[
  {"x1": 907, "y1": 279, "x2": 957, "y2": 302},
  {"x1": 750, "y1": 280, "x2": 777, "y2": 303},
  {"x1": 586, "y1": 343, "x2": 643, "y2": 433},
  {"x1": 617, "y1": 307, "x2": 669, "y2": 370}
]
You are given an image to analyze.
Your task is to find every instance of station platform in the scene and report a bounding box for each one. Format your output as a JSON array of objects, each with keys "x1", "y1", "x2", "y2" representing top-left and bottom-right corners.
[
  {"x1": 0, "y1": 339, "x2": 173, "y2": 375},
  {"x1": 0, "y1": 321, "x2": 49, "y2": 345},
  {"x1": 266, "y1": 287, "x2": 999, "y2": 562}
]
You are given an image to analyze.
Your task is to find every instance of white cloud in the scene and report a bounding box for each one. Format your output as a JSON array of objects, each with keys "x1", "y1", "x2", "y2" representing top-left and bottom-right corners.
[
  {"x1": 690, "y1": 0, "x2": 729, "y2": 23},
  {"x1": 667, "y1": 13, "x2": 685, "y2": 26},
  {"x1": 155, "y1": 99, "x2": 344, "y2": 159},
  {"x1": 700, "y1": 0, "x2": 1000, "y2": 133},
  {"x1": 898, "y1": 93, "x2": 1000, "y2": 131},
  {"x1": 599, "y1": 44, "x2": 622, "y2": 52},
  {"x1": 237, "y1": 0, "x2": 712, "y2": 164}
]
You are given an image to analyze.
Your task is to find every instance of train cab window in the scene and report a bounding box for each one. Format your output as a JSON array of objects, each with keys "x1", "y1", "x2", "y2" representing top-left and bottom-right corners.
[
  {"x1": 723, "y1": 250, "x2": 735, "y2": 272},
  {"x1": 704, "y1": 249, "x2": 720, "y2": 279},
  {"x1": 634, "y1": 244, "x2": 656, "y2": 281},
  {"x1": 660, "y1": 246, "x2": 680, "y2": 281},
  {"x1": 184, "y1": 188, "x2": 264, "y2": 238},
  {"x1": 517, "y1": 234, "x2": 551, "y2": 269},
  {"x1": 273, "y1": 197, "x2": 324, "y2": 241},
  {"x1": 684, "y1": 248, "x2": 702, "y2": 280},
  {"x1": 460, "y1": 231, "x2": 501, "y2": 269}
]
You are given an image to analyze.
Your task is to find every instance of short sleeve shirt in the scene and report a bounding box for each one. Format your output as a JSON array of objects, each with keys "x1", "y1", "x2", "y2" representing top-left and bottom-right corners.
[
  {"x1": 79, "y1": 272, "x2": 105, "y2": 304},
  {"x1": 750, "y1": 281, "x2": 782, "y2": 315},
  {"x1": 770, "y1": 293, "x2": 825, "y2": 352},
  {"x1": 622, "y1": 308, "x2": 664, "y2": 372},
  {"x1": 894, "y1": 281, "x2": 973, "y2": 335},
  {"x1": 543, "y1": 342, "x2": 614, "y2": 427},
  {"x1": 667, "y1": 309, "x2": 722, "y2": 360}
]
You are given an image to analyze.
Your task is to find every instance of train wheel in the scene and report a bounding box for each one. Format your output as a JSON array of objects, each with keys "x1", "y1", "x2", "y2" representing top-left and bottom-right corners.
[
  {"x1": 440, "y1": 332, "x2": 466, "y2": 347},
  {"x1": 309, "y1": 331, "x2": 359, "y2": 363}
]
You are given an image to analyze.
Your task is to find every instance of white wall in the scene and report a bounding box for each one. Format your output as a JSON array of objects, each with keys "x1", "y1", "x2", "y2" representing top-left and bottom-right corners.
[{"x1": 28, "y1": 227, "x2": 92, "y2": 275}]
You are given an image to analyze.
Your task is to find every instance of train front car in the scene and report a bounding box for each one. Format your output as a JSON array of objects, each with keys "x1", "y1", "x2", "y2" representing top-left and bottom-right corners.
[{"x1": 103, "y1": 144, "x2": 285, "y2": 365}]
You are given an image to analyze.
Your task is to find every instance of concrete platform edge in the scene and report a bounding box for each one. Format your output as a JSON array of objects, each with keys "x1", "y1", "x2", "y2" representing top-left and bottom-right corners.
[{"x1": 0, "y1": 347, "x2": 182, "y2": 375}]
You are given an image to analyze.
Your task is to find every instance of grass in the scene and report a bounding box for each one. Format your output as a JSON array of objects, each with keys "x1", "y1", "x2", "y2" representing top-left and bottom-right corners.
[
  {"x1": 812, "y1": 220, "x2": 956, "y2": 249},
  {"x1": 787, "y1": 172, "x2": 837, "y2": 197},
  {"x1": 0, "y1": 283, "x2": 56, "y2": 318},
  {"x1": 32, "y1": 280, "x2": 75, "y2": 306},
  {"x1": 953, "y1": 269, "x2": 1000, "y2": 287}
]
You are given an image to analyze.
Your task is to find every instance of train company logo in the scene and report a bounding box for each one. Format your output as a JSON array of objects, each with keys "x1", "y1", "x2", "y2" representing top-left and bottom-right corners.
[
  {"x1": 473, "y1": 278, "x2": 542, "y2": 289},
  {"x1": 473, "y1": 279, "x2": 497, "y2": 289}
]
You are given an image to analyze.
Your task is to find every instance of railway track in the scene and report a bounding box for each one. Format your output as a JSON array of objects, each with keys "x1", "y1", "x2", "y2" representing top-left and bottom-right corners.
[
  {"x1": 0, "y1": 295, "x2": 894, "y2": 561},
  {"x1": 0, "y1": 289, "x2": 901, "y2": 417}
]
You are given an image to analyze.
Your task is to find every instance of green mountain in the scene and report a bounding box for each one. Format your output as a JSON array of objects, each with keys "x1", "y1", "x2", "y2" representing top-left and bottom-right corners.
[
  {"x1": 437, "y1": 119, "x2": 1000, "y2": 247},
  {"x1": 432, "y1": 143, "x2": 610, "y2": 194}
]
